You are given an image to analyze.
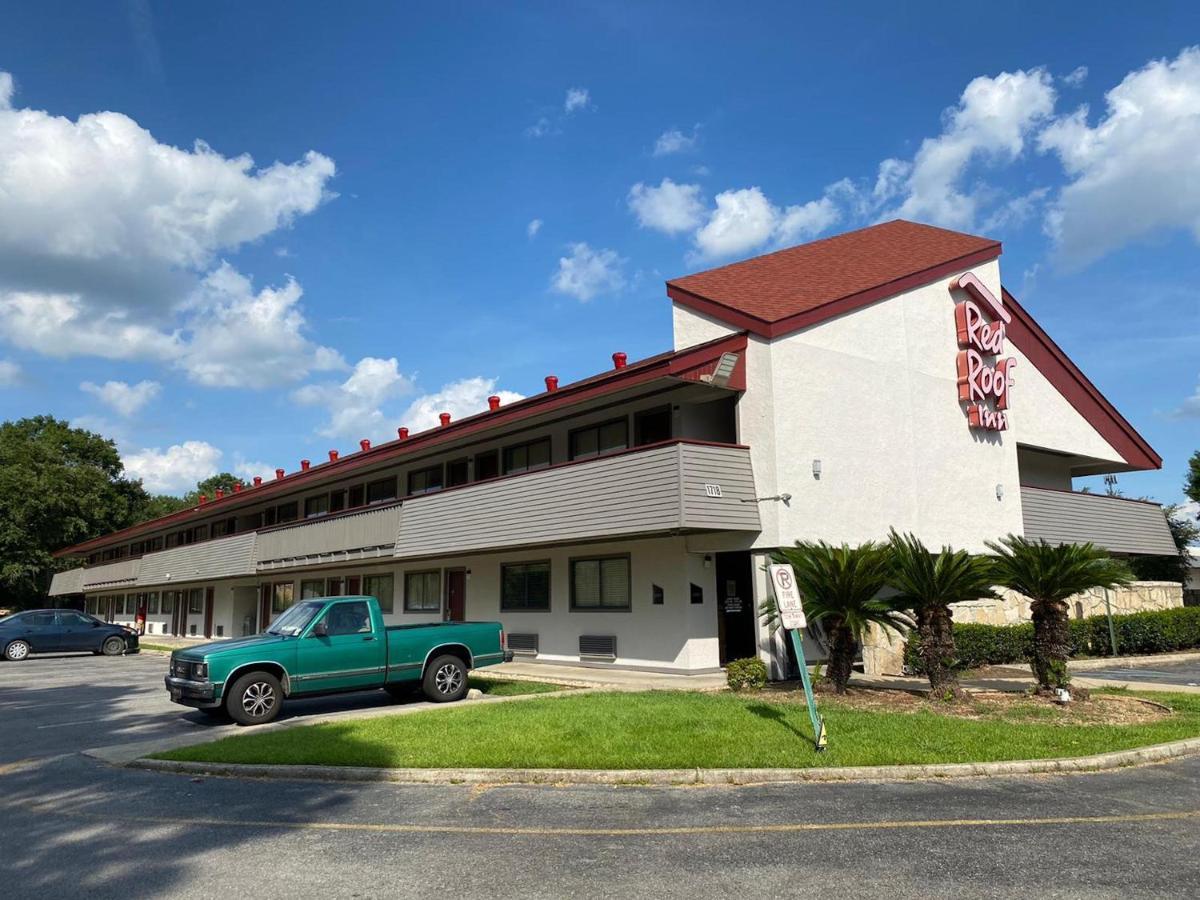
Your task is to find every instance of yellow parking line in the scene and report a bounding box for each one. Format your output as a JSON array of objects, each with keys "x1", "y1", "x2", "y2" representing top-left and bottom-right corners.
[{"x1": 6, "y1": 799, "x2": 1198, "y2": 836}]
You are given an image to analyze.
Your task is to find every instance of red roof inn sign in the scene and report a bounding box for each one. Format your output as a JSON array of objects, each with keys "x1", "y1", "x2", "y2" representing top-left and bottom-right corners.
[{"x1": 953, "y1": 272, "x2": 1015, "y2": 432}]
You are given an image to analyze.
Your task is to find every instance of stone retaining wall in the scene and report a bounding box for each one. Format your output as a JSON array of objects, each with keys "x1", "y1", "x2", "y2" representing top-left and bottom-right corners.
[{"x1": 861, "y1": 581, "x2": 1184, "y2": 676}]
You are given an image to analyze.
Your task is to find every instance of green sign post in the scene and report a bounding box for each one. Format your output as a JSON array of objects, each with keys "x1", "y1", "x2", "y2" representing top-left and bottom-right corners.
[{"x1": 768, "y1": 563, "x2": 827, "y2": 752}]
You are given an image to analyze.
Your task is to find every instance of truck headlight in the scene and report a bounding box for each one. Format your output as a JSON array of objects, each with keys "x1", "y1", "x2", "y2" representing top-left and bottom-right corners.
[{"x1": 192, "y1": 662, "x2": 208, "y2": 680}]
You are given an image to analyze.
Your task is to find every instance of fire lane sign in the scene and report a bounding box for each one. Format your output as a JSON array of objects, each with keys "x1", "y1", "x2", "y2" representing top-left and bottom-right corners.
[{"x1": 768, "y1": 563, "x2": 806, "y2": 630}]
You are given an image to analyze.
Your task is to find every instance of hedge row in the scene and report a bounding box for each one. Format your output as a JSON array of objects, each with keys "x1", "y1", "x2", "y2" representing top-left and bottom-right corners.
[{"x1": 904, "y1": 606, "x2": 1200, "y2": 674}]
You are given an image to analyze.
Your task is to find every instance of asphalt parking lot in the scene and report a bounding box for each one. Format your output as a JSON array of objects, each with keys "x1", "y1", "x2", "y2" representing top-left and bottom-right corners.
[
  {"x1": 0, "y1": 650, "x2": 414, "y2": 764},
  {"x1": 1081, "y1": 660, "x2": 1200, "y2": 687}
]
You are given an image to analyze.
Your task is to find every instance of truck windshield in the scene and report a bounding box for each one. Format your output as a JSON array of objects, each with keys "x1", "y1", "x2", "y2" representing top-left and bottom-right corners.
[{"x1": 267, "y1": 601, "x2": 325, "y2": 636}]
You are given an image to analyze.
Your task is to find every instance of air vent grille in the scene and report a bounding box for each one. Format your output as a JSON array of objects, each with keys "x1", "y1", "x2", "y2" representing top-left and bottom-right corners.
[
  {"x1": 508, "y1": 633, "x2": 539, "y2": 655},
  {"x1": 579, "y1": 634, "x2": 617, "y2": 659}
]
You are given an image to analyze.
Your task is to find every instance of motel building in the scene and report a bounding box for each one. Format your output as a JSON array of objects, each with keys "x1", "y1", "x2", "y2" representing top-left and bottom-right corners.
[{"x1": 49, "y1": 220, "x2": 1179, "y2": 676}]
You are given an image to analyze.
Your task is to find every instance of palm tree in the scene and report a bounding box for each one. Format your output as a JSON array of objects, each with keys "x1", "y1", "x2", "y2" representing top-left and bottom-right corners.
[
  {"x1": 764, "y1": 541, "x2": 909, "y2": 693},
  {"x1": 987, "y1": 536, "x2": 1133, "y2": 692},
  {"x1": 887, "y1": 530, "x2": 996, "y2": 699}
]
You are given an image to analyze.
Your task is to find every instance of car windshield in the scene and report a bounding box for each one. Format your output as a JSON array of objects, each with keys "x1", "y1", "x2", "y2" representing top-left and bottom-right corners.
[{"x1": 267, "y1": 601, "x2": 325, "y2": 636}]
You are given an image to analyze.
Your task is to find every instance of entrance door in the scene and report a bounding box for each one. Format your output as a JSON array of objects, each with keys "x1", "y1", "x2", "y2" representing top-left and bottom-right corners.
[
  {"x1": 258, "y1": 584, "x2": 272, "y2": 633},
  {"x1": 445, "y1": 569, "x2": 466, "y2": 622},
  {"x1": 715, "y1": 552, "x2": 756, "y2": 664},
  {"x1": 203, "y1": 587, "x2": 215, "y2": 639}
]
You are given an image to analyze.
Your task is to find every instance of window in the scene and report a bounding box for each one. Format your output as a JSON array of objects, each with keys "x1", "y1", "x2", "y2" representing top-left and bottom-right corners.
[
  {"x1": 300, "y1": 579, "x2": 326, "y2": 600},
  {"x1": 146, "y1": 536, "x2": 163, "y2": 553},
  {"x1": 58, "y1": 611, "x2": 90, "y2": 626},
  {"x1": 276, "y1": 502, "x2": 299, "y2": 524},
  {"x1": 25, "y1": 612, "x2": 55, "y2": 627},
  {"x1": 570, "y1": 556, "x2": 631, "y2": 610},
  {"x1": 474, "y1": 450, "x2": 499, "y2": 481},
  {"x1": 348, "y1": 484, "x2": 365, "y2": 508},
  {"x1": 446, "y1": 458, "x2": 469, "y2": 487},
  {"x1": 366, "y1": 476, "x2": 397, "y2": 504},
  {"x1": 362, "y1": 573, "x2": 395, "y2": 614},
  {"x1": 161, "y1": 592, "x2": 176, "y2": 615},
  {"x1": 569, "y1": 418, "x2": 628, "y2": 460},
  {"x1": 503, "y1": 438, "x2": 551, "y2": 475},
  {"x1": 260, "y1": 506, "x2": 277, "y2": 528},
  {"x1": 191, "y1": 524, "x2": 208, "y2": 543},
  {"x1": 212, "y1": 518, "x2": 235, "y2": 537},
  {"x1": 501, "y1": 562, "x2": 551, "y2": 612},
  {"x1": 188, "y1": 588, "x2": 204, "y2": 615},
  {"x1": 146, "y1": 593, "x2": 160, "y2": 615},
  {"x1": 271, "y1": 582, "x2": 295, "y2": 614},
  {"x1": 329, "y1": 490, "x2": 346, "y2": 513},
  {"x1": 635, "y1": 406, "x2": 673, "y2": 445},
  {"x1": 323, "y1": 600, "x2": 372, "y2": 635},
  {"x1": 130, "y1": 540, "x2": 144, "y2": 556},
  {"x1": 407, "y1": 465, "x2": 443, "y2": 496},
  {"x1": 404, "y1": 571, "x2": 441, "y2": 613},
  {"x1": 125, "y1": 595, "x2": 138, "y2": 615},
  {"x1": 326, "y1": 576, "x2": 345, "y2": 596},
  {"x1": 304, "y1": 494, "x2": 329, "y2": 518}
]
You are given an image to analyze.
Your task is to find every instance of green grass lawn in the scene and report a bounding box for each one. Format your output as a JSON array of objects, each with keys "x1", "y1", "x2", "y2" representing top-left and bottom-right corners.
[
  {"x1": 468, "y1": 677, "x2": 562, "y2": 697},
  {"x1": 153, "y1": 689, "x2": 1200, "y2": 770}
]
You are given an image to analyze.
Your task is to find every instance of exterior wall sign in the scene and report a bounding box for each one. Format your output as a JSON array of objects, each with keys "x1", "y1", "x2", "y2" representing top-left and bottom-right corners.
[
  {"x1": 768, "y1": 563, "x2": 807, "y2": 630},
  {"x1": 952, "y1": 272, "x2": 1016, "y2": 431}
]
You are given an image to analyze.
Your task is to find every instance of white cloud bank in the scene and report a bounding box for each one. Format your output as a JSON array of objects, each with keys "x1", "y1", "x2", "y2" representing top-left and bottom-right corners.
[
  {"x1": 80, "y1": 379, "x2": 161, "y2": 417},
  {"x1": 551, "y1": 243, "x2": 626, "y2": 301},
  {"x1": 564, "y1": 87, "x2": 591, "y2": 113},
  {"x1": 123, "y1": 440, "x2": 223, "y2": 494},
  {"x1": 0, "y1": 69, "x2": 337, "y2": 388},
  {"x1": 293, "y1": 356, "x2": 415, "y2": 439},
  {"x1": 628, "y1": 178, "x2": 705, "y2": 235},
  {"x1": 653, "y1": 127, "x2": 698, "y2": 156}
]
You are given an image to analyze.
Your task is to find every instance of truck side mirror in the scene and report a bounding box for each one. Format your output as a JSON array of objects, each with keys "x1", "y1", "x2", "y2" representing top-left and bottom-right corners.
[{"x1": 312, "y1": 620, "x2": 329, "y2": 638}]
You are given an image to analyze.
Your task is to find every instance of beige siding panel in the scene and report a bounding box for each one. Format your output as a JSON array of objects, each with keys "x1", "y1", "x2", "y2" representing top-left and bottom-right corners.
[
  {"x1": 81, "y1": 558, "x2": 142, "y2": 590},
  {"x1": 48, "y1": 567, "x2": 85, "y2": 596},
  {"x1": 395, "y1": 443, "x2": 761, "y2": 559},
  {"x1": 136, "y1": 532, "x2": 258, "y2": 587},
  {"x1": 254, "y1": 504, "x2": 402, "y2": 564},
  {"x1": 1020, "y1": 487, "x2": 1178, "y2": 556}
]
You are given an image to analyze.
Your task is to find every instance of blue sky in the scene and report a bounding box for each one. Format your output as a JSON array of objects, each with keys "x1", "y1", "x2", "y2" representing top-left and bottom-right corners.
[{"x1": 0, "y1": 2, "x2": 1196, "y2": 510}]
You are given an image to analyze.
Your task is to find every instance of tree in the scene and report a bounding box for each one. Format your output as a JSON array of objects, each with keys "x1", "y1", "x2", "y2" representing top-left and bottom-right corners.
[
  {"x1": 0, "y1": 416, "x2": 152, "y2": 607},
  {"x1": 1186, "y1": 450, "x2": 1200, "y2": 508},
  {"x1": 182, "y1": 472, "x2": 244, "y2": 507},
  {"x1": 987, "y1": 536, "x2": 1133, "y2": 692},
  {"x1": 1128, "y1": 503, "x2": 1199, "y2": 585},
  {"x1": 887, "y1": 530, "x2": 996, "y2": 699},
  {"x1": 766, "y1": 541, "x2": 908, "y2": 693}
]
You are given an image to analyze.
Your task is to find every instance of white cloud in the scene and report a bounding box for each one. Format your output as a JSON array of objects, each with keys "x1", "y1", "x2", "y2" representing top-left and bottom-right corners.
[
  {"x1": 1176, "y1": 379, "x2": 1200, "y2": 418},
  {"x1": 1062, "y1": 66, "x2": 1088, "y2": 87},
  {"x1": 653, "y1": 127, "x2": 698, "y2": 156},
  {"x1": 399, "y1": 377, "x2": 524, "y2": 433},
  {"x1": 883, "y1": 68, "x2": 1056, "y2": 229},
  {"x1": 0, "y1": 69, "x2": 337, "y2": 382},
  {"x1": 628, "y1": 178, "x2": 705, "y2": 235},
  {"x1": 527, "y1": 218, "x2": 543, "y2": 238},
  {"x1": 293, "y1": 356, "x2": 415, "y2": 439},
  {"x1": 179, "y1": 263, "x2": 344, "y2": 388},
  {"x1": 0, "y1": 359, "x2": 19, "y2": 386},
  {"x1": 1038, "y1": 46, "x2": 1200, "y2": 267},
  {"x1": 80, "y1": 379, "x2": 161, "y2": 417},
  {"x1": 551, "y1": 243, "x2": 626, "y2": 301},
  {"x1": 123, "y1": 440, "x2": 222, "y2": 494},
  {"x1": 564, "y1": 87, "x2": 590, "y2": 113},
  {"x1": 691, "y1": 187, "x2": 840, "y2": 260},
  {"x1": 524, "y1": 117, "x2": 554, "y2": 138},
  {"x1": 231, "y1": 456, "x2": 275, "y2": 484}
]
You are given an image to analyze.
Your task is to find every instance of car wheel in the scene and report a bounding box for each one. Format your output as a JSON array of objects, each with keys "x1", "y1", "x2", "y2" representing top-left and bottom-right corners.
[
  {"x1": 4, "y1": 640, "x2": 30, "y2": 662},
  {"x1": 422, "y1": 654, "x2": 469, "y2": 703},
  {"x1": 226, "y1": 671, "x2": 283, "y2": 726},
  {"x1": 101, "y1": 636, "x2": 126, "y2": 656}
]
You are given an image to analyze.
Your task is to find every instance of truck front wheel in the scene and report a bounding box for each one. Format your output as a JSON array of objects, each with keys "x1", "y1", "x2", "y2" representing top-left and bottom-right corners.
[
  {"x1": 226, "y1": 671, "x2": 283, "y2": 725},
  {"x1": 422, "y1": 655, "x2": 468, "y2": 703}
]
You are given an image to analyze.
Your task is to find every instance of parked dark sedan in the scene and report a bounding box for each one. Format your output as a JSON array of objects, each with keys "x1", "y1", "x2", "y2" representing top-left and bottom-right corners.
[{"x1": 0, "y1": 609, "x2": 139, "y2": 661}]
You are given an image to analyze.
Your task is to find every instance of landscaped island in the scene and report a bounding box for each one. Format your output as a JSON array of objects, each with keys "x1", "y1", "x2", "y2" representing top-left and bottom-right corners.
[{"x1": 153, "y1": 688, "x2": 1200, "y2": 771}]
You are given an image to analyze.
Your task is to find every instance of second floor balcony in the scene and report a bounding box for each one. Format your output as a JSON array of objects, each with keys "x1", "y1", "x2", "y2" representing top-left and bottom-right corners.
[{"x1": 1020, "y1": 486, "x2": 1177, "y2": 556}]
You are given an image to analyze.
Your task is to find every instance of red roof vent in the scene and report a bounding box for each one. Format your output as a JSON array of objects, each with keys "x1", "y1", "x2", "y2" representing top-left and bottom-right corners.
[
  {"x1": 300, "y1": 459, "x2": 311, "y2": 471},
  {"x1": 275, "y1": 468, "x2": 285, "y2": 480},
  {"x1": 198, "y1": 494, "x2": 208, "y2": 505},
  {"x1": 488, "y1": 395, "x2": 501, "y2": 411},
  {"x1": 233, "y1": 482, "x2": 243, "y2": 493},
  {"x1": 359, "y1": 439, "x2": 371, "y2": 452},
  {"x1": 397, "y1": 427, "x2": 409, "y2": 440},
  {"x1": 215, "y1": 488, "x2": 225, "y2": 499},
  {"x1": 612, "y1": 352, "x2": 627, "y2": 369},
  {"x1": 439, "y1": 412, "x2": 451, "y2": 427},
  {"x1": 328, "y1": 449, "x2": 338, "y2": 462},
  {"x1": 545, "y1": 375, "x2": 559, "y2": 392},
  {"x1": 253, "y1": 476, "x2": 263, "y2": 487}
]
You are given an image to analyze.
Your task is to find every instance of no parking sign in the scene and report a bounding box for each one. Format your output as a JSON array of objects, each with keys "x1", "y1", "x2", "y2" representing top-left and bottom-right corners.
[{"x1": 768, "y1": 564, "x2": 806, "y2": 630}]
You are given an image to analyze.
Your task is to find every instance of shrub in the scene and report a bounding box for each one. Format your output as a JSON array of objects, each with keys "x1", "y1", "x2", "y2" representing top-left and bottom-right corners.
[
  {"x1": 726, "y1": 657, "x2": 768, "y2": 691},
  {"x1": 904, "y1": 607, "x2": 1200, "y2": 673}
]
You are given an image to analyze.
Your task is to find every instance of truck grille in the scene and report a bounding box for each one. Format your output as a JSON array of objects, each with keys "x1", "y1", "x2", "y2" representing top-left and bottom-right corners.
[{"x1": 171, "y1": 659, "x2": 190, "y2": 677}]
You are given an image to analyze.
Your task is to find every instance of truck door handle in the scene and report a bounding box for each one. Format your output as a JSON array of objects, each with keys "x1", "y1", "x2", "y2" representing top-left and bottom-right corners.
[{"x1": 363, "y1": 636, "x2": 375, "y2": 641}]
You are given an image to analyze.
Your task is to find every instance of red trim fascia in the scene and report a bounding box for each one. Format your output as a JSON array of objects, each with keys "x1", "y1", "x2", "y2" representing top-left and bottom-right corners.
[
  {"x1": 56, "y1": 333, "x2": 750, "y2": 558},
  {"x1": 1001, "y1": 287, "x2": 1160, "y2": 472},
  {"x1": 668, "y1": 244, "x2": 1002, "y2": 340},
  {"x1": 1018, "y1": 484, "x2": 1165, "y2": 508}
]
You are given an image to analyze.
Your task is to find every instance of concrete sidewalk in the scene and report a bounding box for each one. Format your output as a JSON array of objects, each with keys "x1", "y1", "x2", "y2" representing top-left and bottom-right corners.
[{"x1": 480, "y1": 660, "x2": 728, "y2": 691}]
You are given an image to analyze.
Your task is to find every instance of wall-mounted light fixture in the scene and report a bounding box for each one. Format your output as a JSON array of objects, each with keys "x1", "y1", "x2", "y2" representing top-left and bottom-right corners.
[{"x1": 812, "y1": 459, "x2": 822, "y2": 479}]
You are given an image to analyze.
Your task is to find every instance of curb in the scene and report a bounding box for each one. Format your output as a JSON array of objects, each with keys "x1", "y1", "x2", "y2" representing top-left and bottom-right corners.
[{"x1": 128, "y1": 736, "x2": 1200, "y2": 786}]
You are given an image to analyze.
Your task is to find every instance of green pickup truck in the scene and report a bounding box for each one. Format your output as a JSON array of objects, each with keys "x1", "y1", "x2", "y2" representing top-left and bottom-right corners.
[{"x1": 164, "y1": 595, "x2": 512, "y2": 725}]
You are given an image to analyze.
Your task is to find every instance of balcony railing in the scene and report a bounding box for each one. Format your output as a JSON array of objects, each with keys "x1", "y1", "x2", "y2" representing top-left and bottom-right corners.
[
  {"x1": 1020, "y1": 486, "x2": 1177, "y2": 556},
  {"x1": 255, "y1": 502, "x2": 403, "y2": 571},
  {"x1": 393, "y1": 440, "x2": 761, "y2": 560}
]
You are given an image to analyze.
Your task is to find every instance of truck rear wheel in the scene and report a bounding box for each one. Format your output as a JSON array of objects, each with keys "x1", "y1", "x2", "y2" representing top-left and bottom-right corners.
[
  {"x1": 226, "y1": 671, "x2": 283, "y2": 725},
  {"x1": 422, "y1": 655, "x2": 468, "y2": 703}
]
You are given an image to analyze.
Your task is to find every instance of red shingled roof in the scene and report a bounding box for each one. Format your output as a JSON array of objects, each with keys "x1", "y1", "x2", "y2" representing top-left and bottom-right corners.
[{"x1": 667, "y1": 219, "x2": 1002, "y2": 338}]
